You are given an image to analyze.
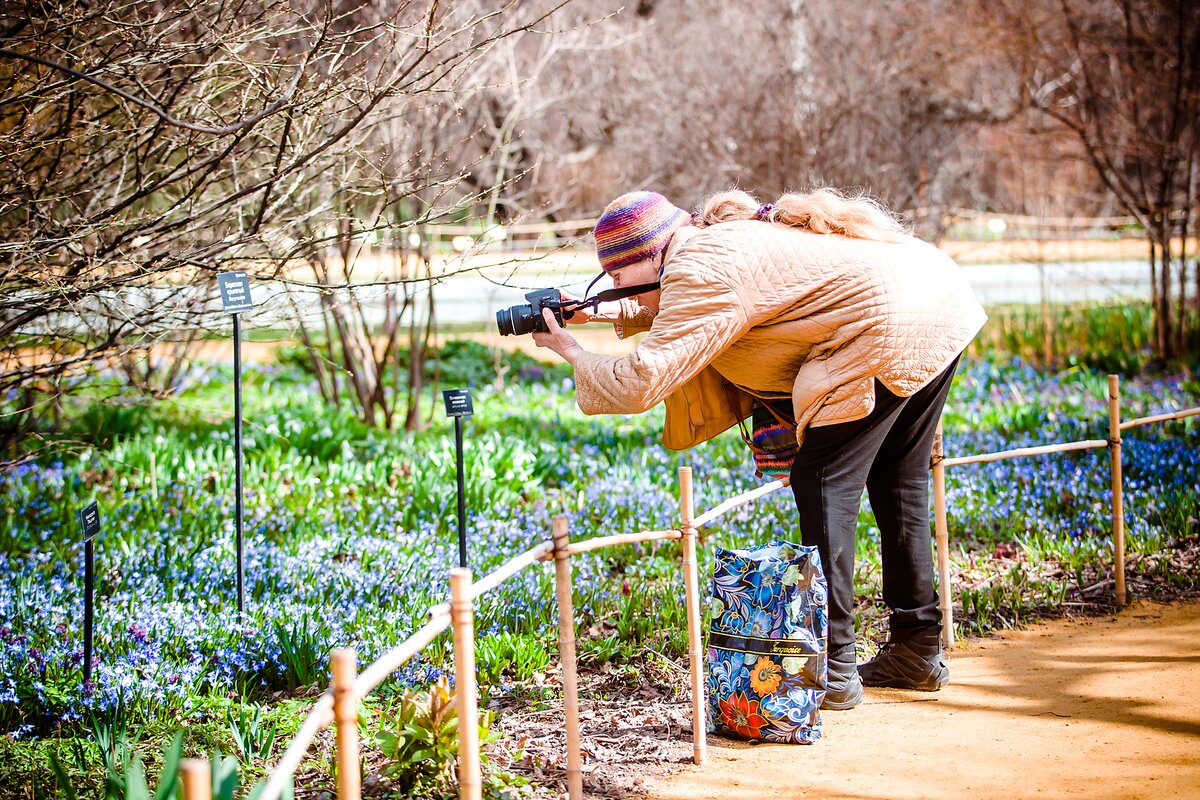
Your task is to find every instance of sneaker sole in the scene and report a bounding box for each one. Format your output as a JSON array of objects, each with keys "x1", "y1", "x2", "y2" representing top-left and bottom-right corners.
[
  {"x1": 860, "y1": 670, "x2": 949, "y2": 691},
  {"x1": 821, "y1": 680, "x2": 865, "y2": 710},
  {"x1": 821, "y1": 695, "x2": 863, "y2": 710}
]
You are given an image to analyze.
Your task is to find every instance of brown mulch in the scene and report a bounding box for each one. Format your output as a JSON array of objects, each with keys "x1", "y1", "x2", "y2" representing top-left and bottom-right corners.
[
  {"x1": 283, "y1": 654, "x2": 698, "y2": 800},
  {"x1": 487, "y1": 656, "x2": 697, "y2": 800}
]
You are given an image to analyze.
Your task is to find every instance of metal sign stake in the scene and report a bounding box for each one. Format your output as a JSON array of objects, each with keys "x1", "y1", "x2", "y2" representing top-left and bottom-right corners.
[
  {"x1": 77, "y1": 501, "x2": 101, "y2": 684},
  {"x1": 84, "y1": 537, "x2": 94, "y2": 683},
  {"x1": 217, "y1": 272, "x2": 253, "y2": 614},
  {"x1": 233, "y1": 312, "x2": 245, "y2": 614},
  {"x1": 455, "y1": 415, "x2": 466, "y2": 568},
  {"x1": 442, "y1": 389, "x2": 474, "y2": 569}
]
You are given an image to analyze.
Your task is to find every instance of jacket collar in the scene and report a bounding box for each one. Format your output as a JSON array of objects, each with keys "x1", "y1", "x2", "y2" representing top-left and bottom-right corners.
[{"x1": 662, "y1": 225, "x2": 699, "y2": 267}]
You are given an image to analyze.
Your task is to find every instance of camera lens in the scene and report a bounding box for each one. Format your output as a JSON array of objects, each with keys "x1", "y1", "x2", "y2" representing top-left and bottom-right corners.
[
  {"x1": 496, "y1": 308, "x2": 516, "y2": 336},
  {"x1": 496, "y1": 304, "x2": 535, "y2": 336}
]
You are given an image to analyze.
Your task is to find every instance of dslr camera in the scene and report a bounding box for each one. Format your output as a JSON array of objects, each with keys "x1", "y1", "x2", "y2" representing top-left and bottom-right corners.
[{"x1": 496, "y1": 288, "x2": 570, "y2": 336}]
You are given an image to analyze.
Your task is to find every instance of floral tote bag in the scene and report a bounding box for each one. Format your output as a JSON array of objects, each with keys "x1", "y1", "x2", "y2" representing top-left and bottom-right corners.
[{"x1": 707, "y1": 540, "x2": 827, "y2": 743}]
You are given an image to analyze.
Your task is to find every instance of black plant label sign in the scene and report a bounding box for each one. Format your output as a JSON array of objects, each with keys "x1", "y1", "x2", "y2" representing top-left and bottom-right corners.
[
  {"x1": 442, "y1": 388, "x2": 473, "y2": 417},
  {"x1": 78, "y1": 501, "x2": 101, "y2": 543},
  {"x1": 217, "y1": 272, "x2": 254, "y2": 313}
]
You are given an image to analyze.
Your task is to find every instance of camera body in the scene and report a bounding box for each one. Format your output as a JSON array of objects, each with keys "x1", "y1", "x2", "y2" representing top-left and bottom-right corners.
[{"x1": 496, "y1": 288, "x2": 565, "y2": 336}]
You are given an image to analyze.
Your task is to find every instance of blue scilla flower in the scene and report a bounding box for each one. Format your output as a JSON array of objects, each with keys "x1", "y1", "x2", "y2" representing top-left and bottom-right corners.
[{"x1": 8, "y1": 724, "x2": 35, "y2": 740}]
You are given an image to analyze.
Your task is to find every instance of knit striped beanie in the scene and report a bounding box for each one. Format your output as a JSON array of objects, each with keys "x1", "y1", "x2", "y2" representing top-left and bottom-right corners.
[{"x1": 593, "y1": 191, "x2": 690, "y2": 272}]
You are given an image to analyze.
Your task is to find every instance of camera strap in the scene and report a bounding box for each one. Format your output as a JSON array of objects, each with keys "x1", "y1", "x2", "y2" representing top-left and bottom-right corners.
[{"x1": 560, "y1": 281, "x2": 662, "y2": 316}]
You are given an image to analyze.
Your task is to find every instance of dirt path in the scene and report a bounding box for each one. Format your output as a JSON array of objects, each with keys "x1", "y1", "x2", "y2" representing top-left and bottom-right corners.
[{"x1": 638, "y1": 601, "x2": 1200, "y2": 800}]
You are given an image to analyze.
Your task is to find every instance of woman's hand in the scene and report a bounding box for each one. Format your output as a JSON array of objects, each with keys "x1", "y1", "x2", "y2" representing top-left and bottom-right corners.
[
  {"x1": 557, "y1": 291, "x2": 594, "y2": 325},
  {"x1": 532, "y1": 307, "x2": 585, "y2": 365}
]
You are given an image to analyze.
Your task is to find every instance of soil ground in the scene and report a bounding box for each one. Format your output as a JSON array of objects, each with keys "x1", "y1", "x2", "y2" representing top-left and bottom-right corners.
[{"x1": 635, "y1": 600, "x2": 1200, "y2": 800}]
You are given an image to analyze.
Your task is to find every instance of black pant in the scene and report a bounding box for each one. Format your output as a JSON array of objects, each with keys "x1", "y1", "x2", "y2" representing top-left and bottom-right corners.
[{"x1": 789, "y1": 357, "x2": 960, "y2": 663}]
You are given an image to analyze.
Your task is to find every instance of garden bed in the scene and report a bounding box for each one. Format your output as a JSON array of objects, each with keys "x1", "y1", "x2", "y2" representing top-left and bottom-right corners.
[{"x1": 1, "y1": 350, "x2": 1198, "y2": 796}]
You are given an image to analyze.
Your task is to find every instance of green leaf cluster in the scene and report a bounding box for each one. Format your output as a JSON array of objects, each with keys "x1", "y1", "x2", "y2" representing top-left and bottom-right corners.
[{"x1": 374, "y1": 676, "x2": 525, "y2": 798}]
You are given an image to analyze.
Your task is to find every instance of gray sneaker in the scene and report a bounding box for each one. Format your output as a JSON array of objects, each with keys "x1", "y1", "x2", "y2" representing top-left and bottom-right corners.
[{"x1": 857, "y1": 641, "x2": 949, "y2": 691}]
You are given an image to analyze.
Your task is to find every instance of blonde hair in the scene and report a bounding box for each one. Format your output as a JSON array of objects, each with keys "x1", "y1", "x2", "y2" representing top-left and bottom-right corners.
[{"x1": 694, "y1": 187, "x2": 909, "y2": 242}]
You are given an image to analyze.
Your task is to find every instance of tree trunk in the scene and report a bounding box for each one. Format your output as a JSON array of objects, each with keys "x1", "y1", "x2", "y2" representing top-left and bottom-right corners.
[
  {"x1": 1157, "y1": 215, "x2": 1174, "y2": 360},
  {"x1": 1179, "y1": 211, "x2": 1190, "y2": 357},
  {"x1": 404, "y1": 230, "x2": 434, "y2": 432},
  {"x1": 406, "y1": 279, "x2": 437, "y2": 431},
  {"x1": 1149, "y1": 238, "x2": 1161, "y2": 357},
  {"x1": 1039, "y1": 263, "x2": 1053, "y2": 366}
]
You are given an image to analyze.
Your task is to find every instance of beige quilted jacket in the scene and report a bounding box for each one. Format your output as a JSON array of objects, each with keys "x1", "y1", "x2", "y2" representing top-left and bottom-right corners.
[{"x1": 575, "y1": 221, "x2": 987, "y2": 445}]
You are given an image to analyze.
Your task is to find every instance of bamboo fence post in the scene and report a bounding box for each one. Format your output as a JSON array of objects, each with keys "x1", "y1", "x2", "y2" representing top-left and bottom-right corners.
[
  {"x1": 179, "y1": 759, "x2": 210, "y2": 800},
  {"x1": 450, "y1": 568, "x2": 482, "y2": 800},
  {"x1": 678, "y1": 466, "x2": 707, "y2": 765},
  {"x1": 331, "y1": 649, "x2": 360, "y2": 800},
  {"x1": 931, "y1": 420, "x2": 954, "y2": 650},
  {"x1": 552, "y1": 516, "x2": 583, "y2": 800},
  {"x1": 1108, "y1": 375, "x2": 1126, "y2": 607}
]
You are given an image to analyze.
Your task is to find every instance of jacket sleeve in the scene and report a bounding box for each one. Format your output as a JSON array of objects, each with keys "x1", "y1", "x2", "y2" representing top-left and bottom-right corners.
[
  {"x1": 583, "y1": 297, "x2": 657, "y2": 340},
  {"x1": 585, "y1": 297, "x2": 656, "y2": 339},
  {"x1": 572, "y1": 265, "x2": 751, "y2": 415},
  {"x1": 613, "y1": 298, "x2": 657, "y2": 339}
]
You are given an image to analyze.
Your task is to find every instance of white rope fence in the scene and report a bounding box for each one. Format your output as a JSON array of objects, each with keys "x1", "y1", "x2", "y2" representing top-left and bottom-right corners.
[
  {"x1": 932, "y1": 374, "x2": 1199, "y2": 647},
  {"x1": 175, "y1": 374, "x2": 1197, "y2": 800}
]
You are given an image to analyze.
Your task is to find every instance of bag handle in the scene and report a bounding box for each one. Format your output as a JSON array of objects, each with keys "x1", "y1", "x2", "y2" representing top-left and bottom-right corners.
[
  {"x1": 724, "y1": 384, "x2": 798, "y2": 454},
  {"x1": 758, "y1": 397, "x2": 796, "y2": 429},
  {"x1": 723, "y1": 382, "x2": 756, "y2": 448}
]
